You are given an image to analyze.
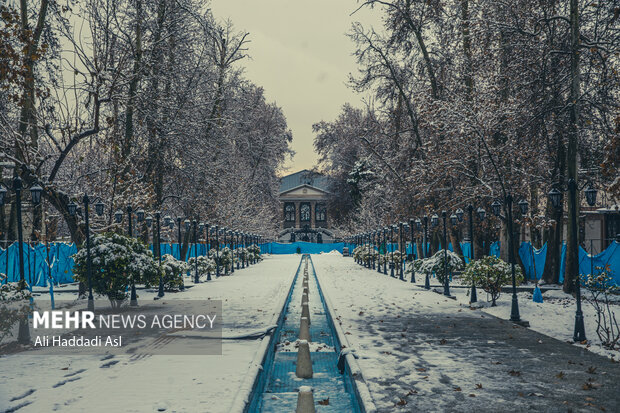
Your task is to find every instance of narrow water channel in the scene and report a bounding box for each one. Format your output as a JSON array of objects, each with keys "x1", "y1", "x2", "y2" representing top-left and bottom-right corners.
[{"x1": 246, "y1": 255, "x2": 363, "y2": 412}]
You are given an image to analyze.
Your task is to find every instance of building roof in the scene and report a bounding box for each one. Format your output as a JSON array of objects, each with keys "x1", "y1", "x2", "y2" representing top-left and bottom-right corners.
[{"x1": 279, "y1": 170, "x2": 330, "y2": 194}]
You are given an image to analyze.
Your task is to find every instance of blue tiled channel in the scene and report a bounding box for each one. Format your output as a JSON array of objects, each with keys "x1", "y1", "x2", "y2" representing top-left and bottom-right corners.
[{"x1": 245, "y1": 255, "x2": 364, "y2": 412}]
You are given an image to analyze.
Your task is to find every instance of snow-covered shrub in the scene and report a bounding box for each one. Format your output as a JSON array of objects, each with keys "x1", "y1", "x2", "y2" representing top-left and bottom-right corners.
[
  {"x1": 247, "y1": 244, "x2": 262, "y2": 262},
  {"x1": 582, "y1": 266, "x2": 619, "y2": 349},
  {"x1": 461, "y1": 256, "x2": 522, "y2": 306},
  {"x1": 187, "y1": 255, "x2": 216, "y2": 281},
  {"x1": 417, "y1": 250, "x2": 464, "y2": 285},
  {"x1": 0, "y1": 274, "x2": 32, "y2": 341},
  {"x1": 73, "y1": 233, "x2": 161, "y2": 306},
  {"x1": 386, "y1": 251, "x2": 404, "y2": 266},
  {"x1": 162, "y1": 254, "x2": 189, "y2": 290}
]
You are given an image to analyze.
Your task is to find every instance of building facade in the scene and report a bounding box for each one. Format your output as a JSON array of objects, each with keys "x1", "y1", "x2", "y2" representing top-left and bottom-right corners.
[{"x1": 277, "y1": 170, "x2": 335, "y2": 243}]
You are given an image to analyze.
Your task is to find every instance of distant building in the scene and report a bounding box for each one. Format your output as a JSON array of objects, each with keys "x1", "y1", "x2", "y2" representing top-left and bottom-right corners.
[{"x1": 277, "y1": 170, "x2": 334, "y2": 243}]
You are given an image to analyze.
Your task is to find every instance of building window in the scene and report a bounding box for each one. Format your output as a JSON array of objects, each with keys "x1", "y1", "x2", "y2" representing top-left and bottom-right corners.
[
  {"x1": 300, "y1": 203, "x2": 311, "y2": 222},
  {"x1": 284, "y1": 203, "x2": 296, "y2": 222},
  {"x1": 315, "y1": 204, "x2": 326, "y2": 222}
]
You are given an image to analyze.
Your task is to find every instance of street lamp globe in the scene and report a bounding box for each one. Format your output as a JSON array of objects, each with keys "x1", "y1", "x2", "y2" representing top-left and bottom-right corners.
[
  {"x1": 145, "y1": 216, "x2": 153, "y2": 228},
  {"x1": 491, "y1": 200, "x2": 502, "y2": 217},
  {"x1": 136, "y1": 208, "x2": 145, "y2": 222},
  {"x1": 518, "y1": 199, "x2": 529, "y2": 216},
  {"x1": 450, "y1": 213, "x2": 458, "y2": 226},
  {"x1": 114, "y1": 209, "x2": 123, "y2": 223},
  {"x1": 548, "y1": 188, "x2": 562, "y2": 209},
  {"x1": 415, "y1": 218, "x2": 422, "y2": 231},
  {"x1": 431, "y1": 214, "x2": 439, "y2": 228},
  {"x1": 184, "y1": 219, "x2": 191, "y2": 231},
  {"x1": 163, "y1": 215, "x2": 171, "y2": 227},
  {"x1": 94, "y1": 201, "x2": 104, "y2": 216},
  {"x1": 585, "y1": 185, "x2": 598, "y2": 207},
  {"x1": 30, "y1": 184, "x2": 43, "y2": 204},
  {"x1": 67, "y1": 201, "x2": 78, "y2": 216},
  {"x1": 455, "y1": 208, "x2": 464, "y2": 222},
  {"x1": 476, "y1": 207, "x2": 486, "y2": 221}
]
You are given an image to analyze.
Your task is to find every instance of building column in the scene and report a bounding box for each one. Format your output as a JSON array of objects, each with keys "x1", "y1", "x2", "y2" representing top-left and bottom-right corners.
[
  {"x1": 311, "y1": 201, "x2": 316, "y2": 229},
  {"x1": 295, "y1": 202, "x2": 300, "y2": 228}
]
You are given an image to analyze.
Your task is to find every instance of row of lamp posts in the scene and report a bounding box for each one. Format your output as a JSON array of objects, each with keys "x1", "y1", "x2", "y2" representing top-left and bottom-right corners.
[
  {"x1": 346, "y1": 182, "x2": 597, "y2": 337},
  {"x1": 0, "y1": 180, "x2": 266, "y2": 344}
]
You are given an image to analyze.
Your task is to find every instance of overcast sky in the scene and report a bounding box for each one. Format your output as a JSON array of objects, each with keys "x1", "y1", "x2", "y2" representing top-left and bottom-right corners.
[{"x1": 210, "y1": 0, "x2": 382, "y2": 174}]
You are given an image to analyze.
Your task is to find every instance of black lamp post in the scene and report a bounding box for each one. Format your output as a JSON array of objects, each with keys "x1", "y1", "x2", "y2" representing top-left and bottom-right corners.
[
  {"x1": 125, "y1": 206, "x2": 138, "y2": 306},
  {"x1": 229, "y1": 230, "x2": 235, "y2": 274},
  {"x1": 389, "y1": 225, "x2": 395, "y2": 277},
  {"x1": 0, "y1": 177, "x2": 43, "y2": 344},
  {"x1": 441, "y1": 211, "x2": 450, "y2": 296},
  {"x1": 215, "y1": 225, "x2": 220, "y2": 276},
  {"x1": 409, "y1": 219, "x2": 416, "y2": 283},
  {"x1": 381, "y1": 228, "x2": 387, "y2": 274},
  {"x1": 193, "y1": 220, "x2": 199, "y2": 283},
  {"x1": 398, "y1": 222, "x2": 405, "y2": 281},
  {"x1": 424, "y1": 216, "x2": 430, "y2": 289},
  {"x1": 156, "y1": 212, "x2": 165, "y2": 298},
  {"x1": 493, "y1": 196, "x2": 523, "y2": 323},
  {"x1": 466, "y1": 205, "x2": 486, "y2": 304},
  {"x1": 176, "y1": 217, "x2": 183, "y2": 261},
  {"x1": 548, "y1": 180, "x2": 597, "y2": 341},
  {"x1": 68, "y1": 194, "x2": 105, "y2": 311},
  {"x1": 236, "y1": 232, "x2": 240, "y2": 270}
]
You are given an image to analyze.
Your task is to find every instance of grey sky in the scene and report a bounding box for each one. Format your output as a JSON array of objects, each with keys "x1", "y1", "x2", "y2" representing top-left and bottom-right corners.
[{"x1": 210, "y1": 1, "x2": 382, "y2": 174}]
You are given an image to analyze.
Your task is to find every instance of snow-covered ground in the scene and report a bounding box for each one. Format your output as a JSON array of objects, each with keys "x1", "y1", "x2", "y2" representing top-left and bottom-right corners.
[
  {"x1": 312, "y1": 255, "x2": 620, "y2": 412},
  {"x1": 0, "y1": 254, "x2": 300, "y2": 413}
]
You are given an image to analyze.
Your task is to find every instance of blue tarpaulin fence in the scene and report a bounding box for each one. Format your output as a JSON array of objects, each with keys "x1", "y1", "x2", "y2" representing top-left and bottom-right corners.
[
  {"x1": 0, "y1": 242, "x2": 77, "y2": 287},
  {"x1": 269, "y1": 242, "x2": 344, "y2": 255},
  {"x1": 3, "y1": 239, "x2": 617, "y2": 287}
]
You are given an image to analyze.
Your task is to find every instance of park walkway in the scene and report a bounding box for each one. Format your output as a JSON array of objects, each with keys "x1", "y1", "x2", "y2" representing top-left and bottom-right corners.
[
  {"x1": 0, "y1": 255, "x2": 300, "y2": 413},
  {"x1": 313, "y1": 254, "x2": 620, "y2": 413}
]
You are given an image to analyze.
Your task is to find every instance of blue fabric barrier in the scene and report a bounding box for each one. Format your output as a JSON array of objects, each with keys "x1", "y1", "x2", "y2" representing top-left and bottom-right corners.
[
  {"x1": 0, "y1": 242, "x2": 77, "y2": 287},
  {"x1": 519, "y1": 242, "x2": 547, "y2": 281},
  {"x1": 269, "y1": 242, "x2": 344, "y2": 255}
]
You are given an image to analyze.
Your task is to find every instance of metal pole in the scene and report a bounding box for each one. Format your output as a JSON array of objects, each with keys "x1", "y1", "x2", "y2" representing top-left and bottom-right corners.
[
  {"x1": 507, "y1": 195, "x2": 521, "y2": 322},
  {"x1": 424, "y1": 216, "x2": 430, "y2": 289},
  {"x1": 15, "y1": 177, "x2": 31, "y2": 344},
  {"x1": 215, "y1": 226, "x2": 220, "y2": 277},
  {"x1": 468, "y1": 205, "x2": 477, "y2": 303},
  {"x1": 399, "y1": 223, "x2": 405, "y2": 281},
  {"x1": 442, "y1": 211, "x2": 450, "y2": 296},
  {"x1": 409, "y1": 219, "x2": 416, "y2": 283},
  {"x1": 569, "y1": 179, "x2": 586, "y2": 340},
  {"x1": 128, "y1": 206, "x2": 137, "y2": 306},
  {"x1": 194, "y1": 220, "x2": 199, "y2": 283},
  {"x1": 390, "y1": 226, "x2": 395, "y2": 277},
  {"x1": 84, "y1": 194, "x2": 94, "y2": 311},
  {"x1": 157, "y1": 212, "x2": 164, "y2": 297}
]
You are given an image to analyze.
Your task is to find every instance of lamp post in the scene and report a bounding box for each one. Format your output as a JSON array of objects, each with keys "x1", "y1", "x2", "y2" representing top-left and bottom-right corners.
[
  {"x1": 229, "y1": 230, "x2": 235, "y2": 274},
  {"x1": 467, "y1": 205, "x2": 486, "y2": 303},
  {"x1": 549, "y1": 180, "x2": 597, "y2": 341},
  {"x1": 114, "y1": 206, "x2": 139, "y2": 305},
  {"x1": 493, "y1": 196, "x2": 523, "y2": 323},
  {"x1": 214, "y1": 225, "x2": 220, "y2": 276},
  {"x1": 441, "y1": 211, "x2": 450, "y2": 296},
  {"x1": 67, "y1": 194, "x2": 105, "y2": 311},
  {"x1": 424, "y1": 216, "x2": 430, "y2": 289},
  {"x1": 0, "y1": 177, "x2": 43, "y2": 344},
  {"x1": 389, "y1": 225, "x2": 395, "y2": 277},
  {"x1": 236, "y1": 232, "x2": 241, "y2": 270},
  {"x1": 398, "y1": 222, "x2": 405, "y2": 281},
  {"x1": 156, "y1": 212, "x2": 165, "y2": 298},
  {"x1": 409, "y1": 219, "x2": 416, "y2": 283},
  {"x1": 190, "y1": 220, "x2": 198, "y2": 283},
  {"x1": 382, "y1": 228, "x2": 388, "y2": 274},
  {"x1": 176, "y1": 217, "x2": 183, "y2": 261}
]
